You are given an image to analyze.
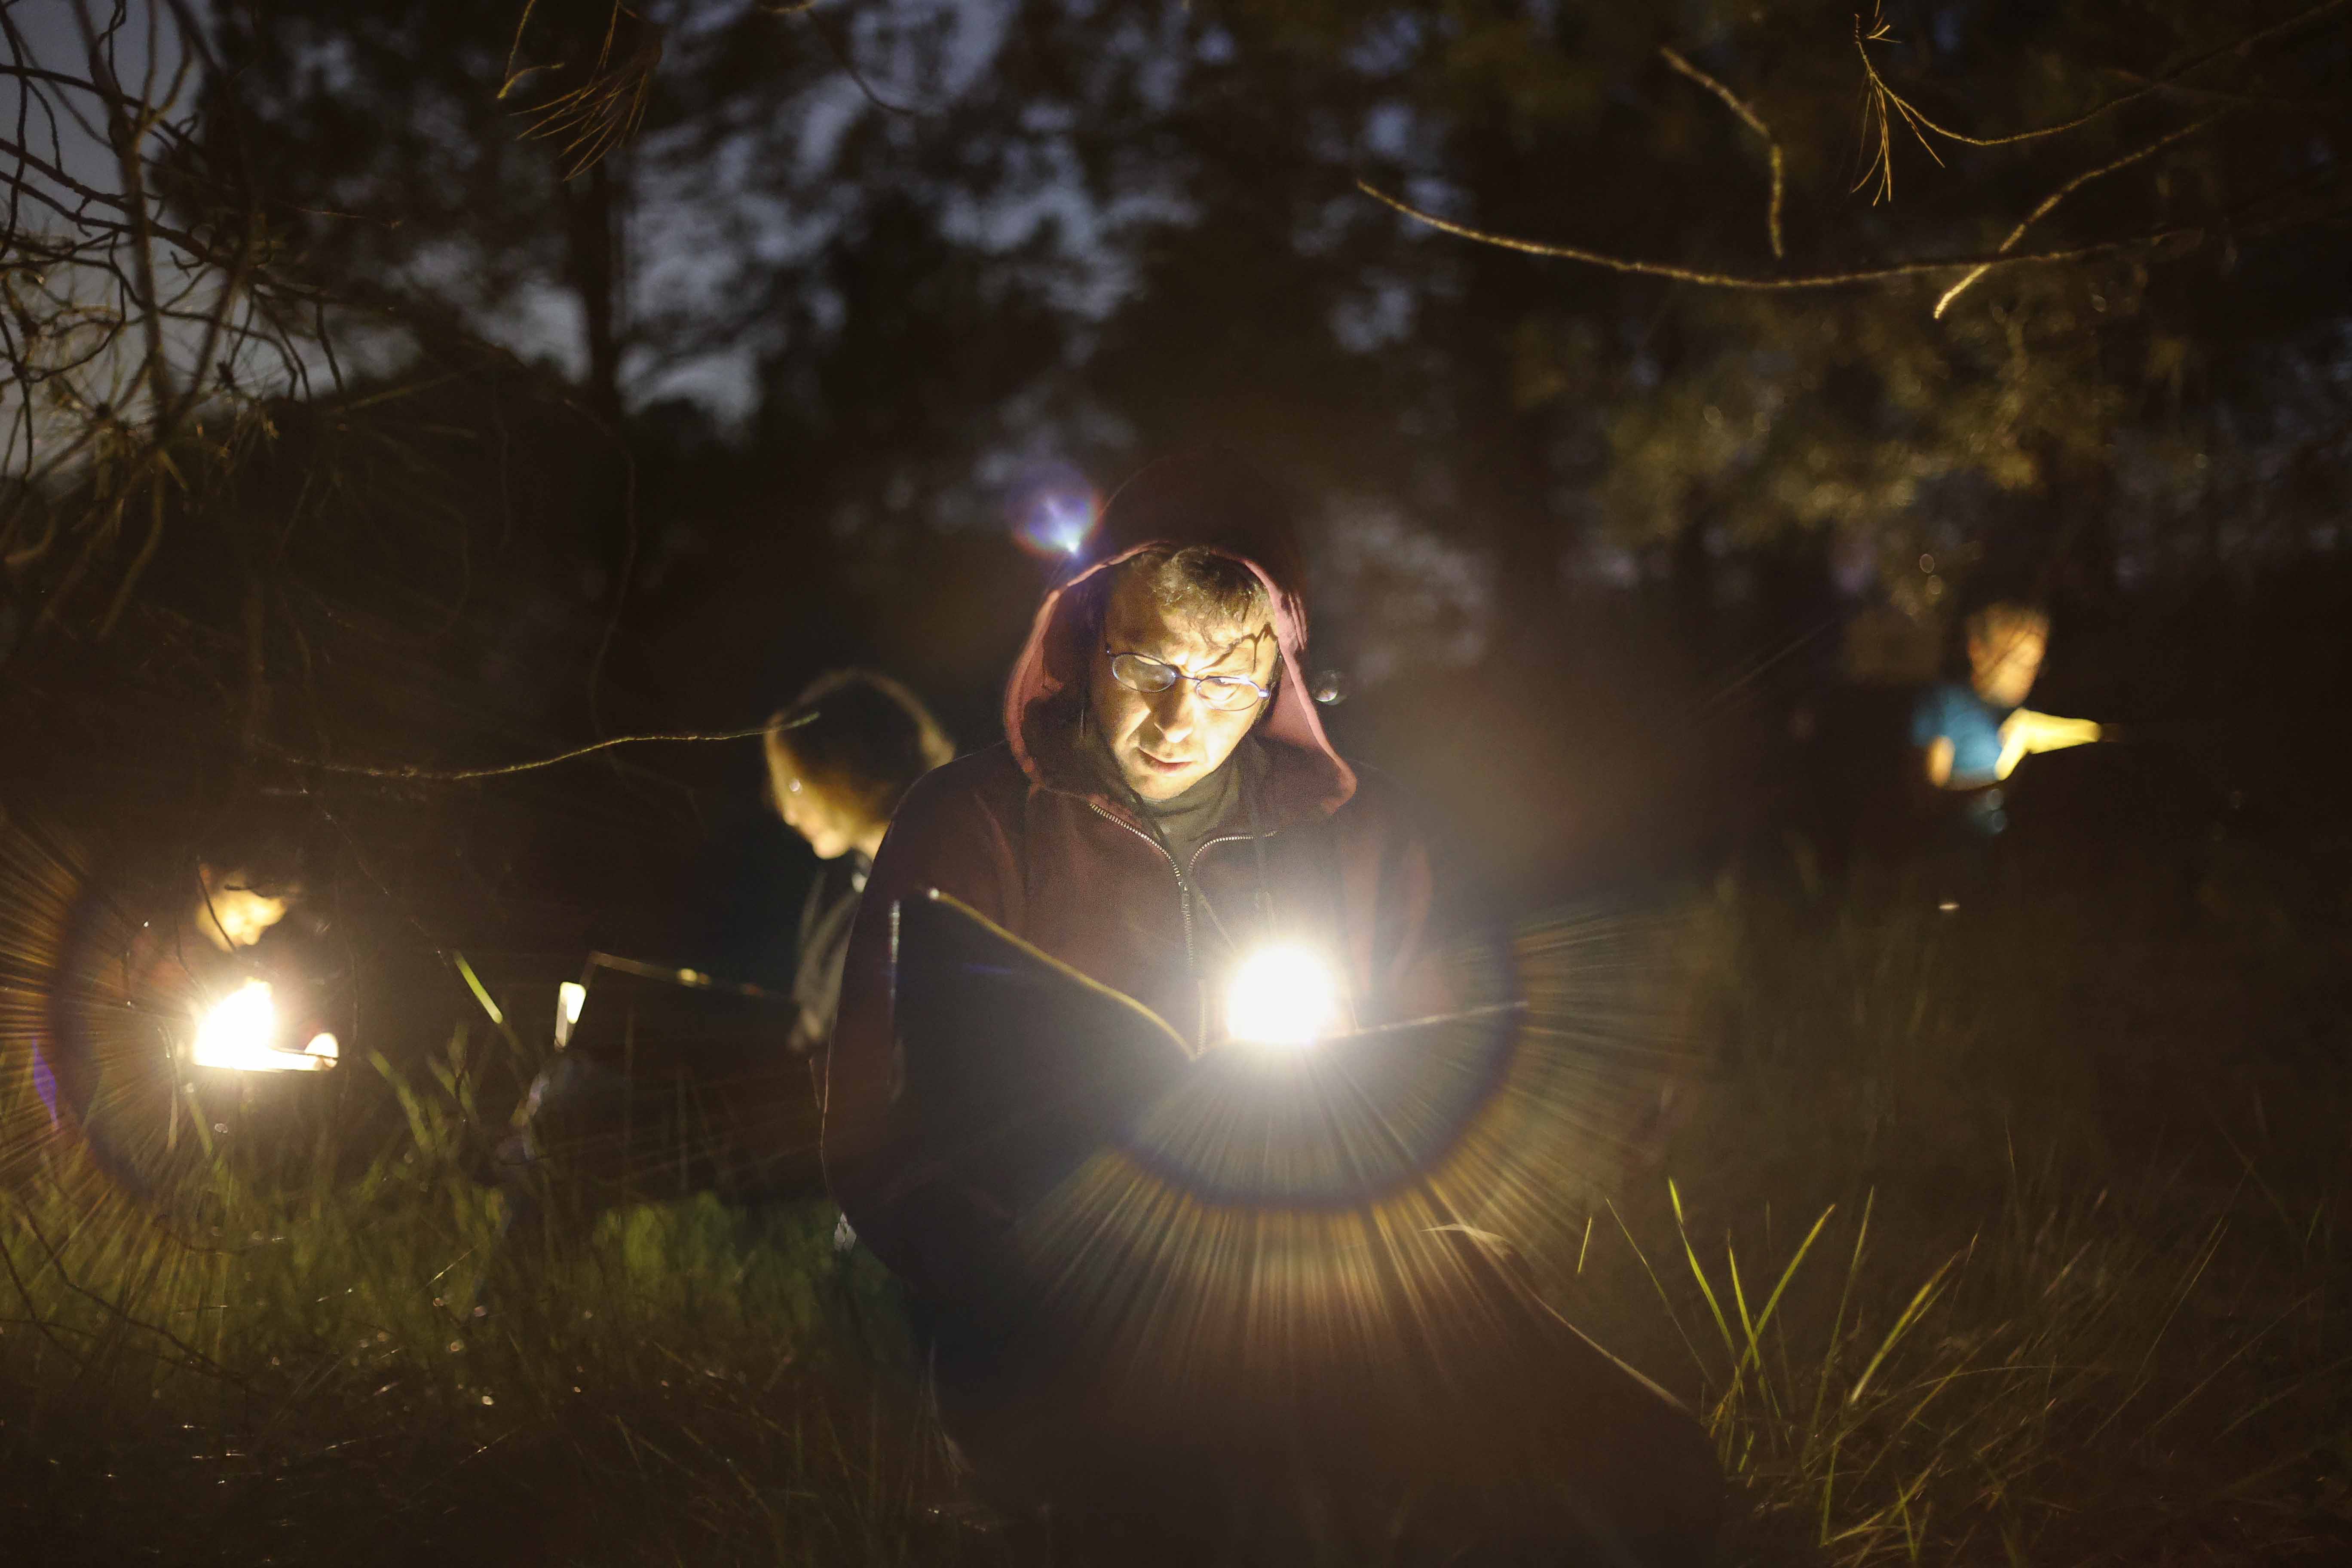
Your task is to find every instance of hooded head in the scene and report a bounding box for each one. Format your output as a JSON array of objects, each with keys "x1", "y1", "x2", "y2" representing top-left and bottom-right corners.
[{"x1": 1003, "y1": 452, "x2": 1354, "y2": 822}]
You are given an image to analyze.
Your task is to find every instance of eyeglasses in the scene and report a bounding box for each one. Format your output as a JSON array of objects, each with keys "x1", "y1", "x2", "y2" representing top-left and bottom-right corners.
[{"x1": 1104, "y1": 646, "x2": 1273, "y2": 712}]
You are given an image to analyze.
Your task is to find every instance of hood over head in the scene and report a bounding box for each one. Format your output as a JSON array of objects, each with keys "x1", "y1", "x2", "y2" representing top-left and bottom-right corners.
[{"x1": 1002, "y1": 452, "x2": 1355, "y2": 824}]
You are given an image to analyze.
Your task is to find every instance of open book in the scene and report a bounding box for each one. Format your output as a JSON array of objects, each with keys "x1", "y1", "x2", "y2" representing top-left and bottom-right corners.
[
  {"x1": 892, "y1": 889, "x2": 1519, "y2": 1219},
  {"x1": 891, "y1": 888, "x2": 1194, "y2": 1217}
]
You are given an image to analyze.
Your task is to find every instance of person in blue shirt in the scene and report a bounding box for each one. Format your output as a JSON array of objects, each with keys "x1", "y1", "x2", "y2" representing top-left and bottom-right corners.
[{"x1": 1911, "y1": 601, "x2": 2103, "y2": 837}]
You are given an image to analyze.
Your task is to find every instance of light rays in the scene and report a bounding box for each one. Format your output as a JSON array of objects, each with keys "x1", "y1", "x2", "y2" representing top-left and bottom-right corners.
[
  {"x1": 962, "y1": 903, "x2": 1704, "y2": 1511},
  {"x1": 0, "y1": 811, "x2": 361, "y2": 1398}
]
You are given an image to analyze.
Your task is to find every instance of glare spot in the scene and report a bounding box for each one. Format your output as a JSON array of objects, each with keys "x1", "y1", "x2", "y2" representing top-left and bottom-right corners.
[
  {"x1": 1008, "y1": 462, "x2": 1100, "y2": 559},
  {"x1": 1225, "y1": 945, "x2": 1342, "y2": 1047}
]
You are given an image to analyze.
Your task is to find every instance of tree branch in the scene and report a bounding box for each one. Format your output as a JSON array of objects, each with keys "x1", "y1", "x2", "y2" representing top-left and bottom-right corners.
[
  {"x1": 1855, "y1": 0, "x2": 2349, "y2": 154},
  {"x1": 1355, "y1": 177, "x2": 2198, "y2": 291},
  {"x1": 1660, "y1": 46, "x2": 1784, "y2": 258},
  {"x1": 1850, "y1": 0, "x2": 2350, "y2": 203},
  {"x1": 74, "y1": 0, "x2": 177, "y2": 418},
  {"x1": 1934, "y1": 113, "x2": 2226, "y2": 318},
  {"x1": 266, "y1": 719, "x2": 801, "y2": 784}
]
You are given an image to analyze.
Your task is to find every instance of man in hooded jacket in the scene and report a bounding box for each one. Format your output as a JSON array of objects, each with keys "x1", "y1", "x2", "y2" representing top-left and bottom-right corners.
[{"x1": 826, "y1": 455, "x2": 1721, "y2": 1563}]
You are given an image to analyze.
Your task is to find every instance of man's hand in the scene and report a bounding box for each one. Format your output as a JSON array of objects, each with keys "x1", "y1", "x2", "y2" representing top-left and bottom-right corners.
[{"x1": 1994, "y1": 709, "x2": 2104, "y2": 780}]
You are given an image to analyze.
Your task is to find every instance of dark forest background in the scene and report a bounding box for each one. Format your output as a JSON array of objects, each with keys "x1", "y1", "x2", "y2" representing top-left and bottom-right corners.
[
  {"x1": 5, "y1": 7, "x2": 2352, "y2": 1562},
  {"x1": 2, "y1": 0, "x2": 2347, "y2": 1061}
]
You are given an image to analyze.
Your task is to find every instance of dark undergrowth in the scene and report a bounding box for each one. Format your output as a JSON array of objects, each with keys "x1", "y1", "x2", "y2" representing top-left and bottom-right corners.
[{"x1": 6, "y1": 845, "x2": 2350, "y2": 1565}]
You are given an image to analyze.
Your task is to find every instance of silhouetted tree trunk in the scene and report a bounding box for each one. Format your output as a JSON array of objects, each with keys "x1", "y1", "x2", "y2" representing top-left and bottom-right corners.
[{"x1": 562, "y1": 158, "x2": 626, "y2": 429}]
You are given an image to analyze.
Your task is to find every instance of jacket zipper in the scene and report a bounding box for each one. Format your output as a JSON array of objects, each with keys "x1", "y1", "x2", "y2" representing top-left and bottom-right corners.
[
  {"x1": 1089, "y1": 802, "x2": 1197, "y2": 977},
  {"x1": 1187, "y1": 832, "x2": 1266, "y2": 882},
  {"x1": 1087, "y1": 808, "x2": 1282, "y2": 949},
  {"x1": 1090, "y1": 809, "x2": 1292, "y2": 1047}
]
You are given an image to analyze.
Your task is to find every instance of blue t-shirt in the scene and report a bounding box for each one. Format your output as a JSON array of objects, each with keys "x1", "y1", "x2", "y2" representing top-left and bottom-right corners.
[{"x1": 1911, "y1": 681, "x2": 2013, "y2": 789}]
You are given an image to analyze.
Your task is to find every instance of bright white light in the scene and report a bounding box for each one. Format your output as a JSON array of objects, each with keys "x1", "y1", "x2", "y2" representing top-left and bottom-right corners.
[
  {"x1": 189, "y1": 980, "x2": 335, "y2": 1072},
  {"x1": 554, "y1": 979, "x2": 587, "y2": 1047},
  {"x1": 304, "y1": 1032, "x2": 340, "y2": 1063},
  {"x1": 1009, "y1": 470, "x2": 1101, "y2": 559},
  {"x1": 1225, "y1": 945, "x2": 1342, "y2": 1048},
  {"x1": 1037, "y1": 494, "x2": 1091, "y2": 554}
]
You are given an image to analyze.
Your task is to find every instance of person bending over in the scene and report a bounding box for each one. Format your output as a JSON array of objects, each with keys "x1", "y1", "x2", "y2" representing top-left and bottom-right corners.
[
  {"x1": 763, "y1": 668, "x2": 955, "y2": 1056},
  {"x1": 826, "y1": 454, "x2": 1723, "y2": 1565},
  {"x1": 495, "y1": 672, "x2": 949, "y2": 1219}
]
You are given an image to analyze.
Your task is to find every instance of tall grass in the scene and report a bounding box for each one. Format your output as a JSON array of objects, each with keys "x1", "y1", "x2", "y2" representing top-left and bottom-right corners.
[
  {"x1": 6, "y1": 859, "x2": 2349, "y2": 1563},
  {"x1": 1586, "y1": 1161, "x2": 2348, "y2": 1564},
  {"x1": 1584, "y1": 856, "x2": 2352, "y2": 1564},
  {"x1": 1, "y1": 1029, "x2": 973, "y2": 1566}
]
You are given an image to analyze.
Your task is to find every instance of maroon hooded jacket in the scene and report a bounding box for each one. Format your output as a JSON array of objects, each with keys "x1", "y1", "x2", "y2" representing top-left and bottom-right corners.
[{"x1": 824, "y1": 456, "x2": 1443, "y2": 1295}]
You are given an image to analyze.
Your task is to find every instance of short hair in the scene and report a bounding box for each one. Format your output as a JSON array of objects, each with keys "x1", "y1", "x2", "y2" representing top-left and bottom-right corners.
[
  {"x1": 765, "y1": 670, "x2": 954, "y2": 826},
  {"x1": 1101, "y1": 545, "x2": 1272, "y2": 637},
  {"x1": 1965, "y1": 600, "x2": 2050, "y2": 648},
  {"x1": 192, "y1": 809, "x2": 308, "y2": 900}
]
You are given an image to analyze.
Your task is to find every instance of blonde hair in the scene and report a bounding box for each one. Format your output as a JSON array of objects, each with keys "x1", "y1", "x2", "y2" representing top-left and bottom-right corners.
[
  {"x1": 1083, "y1": 545, "x2": 1273, "y2": 645},
  {"x1": 765, "y1": 670, "x2": 954, "y2": 826},
  {"x1": 1965, "y1": 601, "x2": 2050, "y2": 649},
  {"x1": 1128, "y1": 545, "x2": 1270, "y2": 631}
]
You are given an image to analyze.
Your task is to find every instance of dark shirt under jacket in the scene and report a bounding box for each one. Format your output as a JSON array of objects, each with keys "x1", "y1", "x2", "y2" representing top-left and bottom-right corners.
[{"x1": 788, "y1": 851, "x2": 868, "y2": 1054}]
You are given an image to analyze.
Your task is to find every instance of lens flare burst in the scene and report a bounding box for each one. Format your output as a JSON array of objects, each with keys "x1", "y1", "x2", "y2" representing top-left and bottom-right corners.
[
  {"x1": 1223, "y1": 944, "x2": 1340, "y2": 1047},
  {"x1": 1, "y1": 812, "x2": 346, "y2": 1227},
  {"x1": 187, "y1": 982, "x2": 339, "y2": 1072},
  {"x1": 1007, "y1": 462, "x2": 1101, "y2": 560},
  {"x1": 944, "y1": 906, "x2": 1702, "y2": 1526}
]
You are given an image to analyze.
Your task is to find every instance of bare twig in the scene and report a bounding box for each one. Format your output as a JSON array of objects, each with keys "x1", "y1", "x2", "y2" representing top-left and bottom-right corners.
[
  {"x1": 95, "y1": 456, "x2": 172, "y2": 637},
  {"x1": 1356, "y1": 177, "x2": 2196, "y2": 290},
  {"x1": 269, "y1": 716, "x2": 804, "y2": 784},
  {"x1": 790, "y1": 4, "x2": 932, "y2": 119},
  {"x1": 499, "y1": 0, "x2": 552, "y2": 98},
  {"x1": 1661, "y1": 46, "x2": 1785, "y2": 258},
  {"x1": 0, "y1": 4, "x2": 352, "y2": 668},
  {"x1": 73, "y1": 0, "x2": 176, "y2": 418},
  {"x1": 1852, "y1": 7, "x2": 1942, "y2": 205},
  {"x1": 11, "y1": 1198, "x2": 239, "y2": 1383},
  {"x1": 507, "y1": 3, "x2": 664, "y2": 178},
  {"x1": 1853, "y1": 0, "x2": 2351, "y2": 199},
  {"x1": 1934, "y1": 113, "x2": 2226, "y2": 318}
]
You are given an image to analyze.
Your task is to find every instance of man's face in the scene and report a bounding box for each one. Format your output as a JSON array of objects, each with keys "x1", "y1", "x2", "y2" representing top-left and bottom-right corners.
[
  {"x1": 1088, "y1": 570, "x2": 1278, "y2": 802},
  {"x1": 1968, "y1": 621, "x2": 2047, "y2": 708}
]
